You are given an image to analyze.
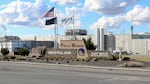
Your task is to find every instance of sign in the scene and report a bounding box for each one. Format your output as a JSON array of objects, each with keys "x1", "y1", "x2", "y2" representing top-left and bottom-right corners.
[
  {"x1": 45, "y1": 49, "x2": 77, "y2": 58},
  {"x1": 60, "y1": 40, "x2": 89, "y2": 59},
  {"x1": 48, "y1": 51, "x2": 71, "y2": 55},
  {"x1": 88, "y1": 50, "x2": 109, "y2": 57},
  {"x1": 78, "y1": 48, "x2": 85, "y2": 56},
  {"x1": 61, "y1": 42, "x2": 84, "y2": 48}
]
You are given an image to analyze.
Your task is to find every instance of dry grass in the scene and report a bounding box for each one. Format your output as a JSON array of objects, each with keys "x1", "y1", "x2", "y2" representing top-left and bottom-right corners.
[{"x1": 123, "y1": 55, "x2": 150, "y2": 62}]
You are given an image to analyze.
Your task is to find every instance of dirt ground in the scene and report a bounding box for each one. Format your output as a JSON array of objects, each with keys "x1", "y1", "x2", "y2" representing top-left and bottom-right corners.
[{"x1": 31, "y1": 59, "x2": 150, "y2": 68}]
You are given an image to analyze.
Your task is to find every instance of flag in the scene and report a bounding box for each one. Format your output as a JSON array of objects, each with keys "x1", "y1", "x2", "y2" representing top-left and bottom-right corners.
[
  {"x1": 42, "y1": 7, "x2": 54, "y2": 18},
  {"x1": 45, "y1": 17, "x2": 57, "y2": 25},
  {"x1": 61, "y1": 17, "x2": 73, "y2": 25}
]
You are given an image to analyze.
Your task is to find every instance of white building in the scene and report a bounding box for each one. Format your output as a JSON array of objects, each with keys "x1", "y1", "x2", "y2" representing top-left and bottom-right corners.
[
  {"x1": 115, "y1": 34, "x2": 150, "y2": 55},
  {"x1": 0, "y1": 36, "x2": 54, "y2": 54},
  {"x1": 1, "y1": 27, "x2": 150, "y2": 55},
  {"x1": 21, "y1": 33, "x2": 150, "y2": 55}
]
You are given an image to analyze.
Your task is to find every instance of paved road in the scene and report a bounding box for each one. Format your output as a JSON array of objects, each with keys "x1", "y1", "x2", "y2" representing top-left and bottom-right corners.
[{"x1": 0, "y1": 62, "x2": 150, "y2": 84}]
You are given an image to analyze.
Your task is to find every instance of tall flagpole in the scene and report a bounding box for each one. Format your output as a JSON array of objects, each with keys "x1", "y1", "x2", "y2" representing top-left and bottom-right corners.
[
  {"x1": 56, "y1": 3, "x2": 58, "y2": 49},
  {"x1": 54, "y1": 2, "x2": 57, "y2": 49},
  {"x1": 54, "y1": 8, "x2": 56, "y2": 49},
  {"x1": 72, "y1": 11, "x2": 75, "y2": 40}
]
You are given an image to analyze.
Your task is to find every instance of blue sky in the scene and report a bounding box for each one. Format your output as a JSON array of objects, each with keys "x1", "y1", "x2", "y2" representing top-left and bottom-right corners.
[{"x1": 0, "y1": 0, "x2": 150, "y2": 37}]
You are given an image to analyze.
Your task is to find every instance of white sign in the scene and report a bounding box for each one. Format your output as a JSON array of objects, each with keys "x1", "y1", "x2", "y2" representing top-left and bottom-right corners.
[
  {"x1": 90, "y1": 52, "x2": 108, "y2": 57},
  {"x1": 48, "y1": 51, "x2": 71, "y2": 55}
]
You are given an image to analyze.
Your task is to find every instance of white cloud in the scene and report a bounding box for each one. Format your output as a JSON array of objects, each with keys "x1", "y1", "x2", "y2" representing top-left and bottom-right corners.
[
  {"x1": 65, "y1": 6, "x2": 82, "y2": 18},
  {"x1": 0, "y1": 4, "x2": 6, "y2": 9},
  {"x1": 84, "y1": 0, "x2": 139, "y2": 15},
  {"x1": 50, "y1": 0, "x2": 79, "y2": 5},
  {"x1": 65, "y1": 7, "x2": 83, "y2": 29},
  {"x1": 126, "y1": 5, "x2": 150, "y2": 25},
  {"x1": 74, "y1": 20, "x2": 82, "y2": 29},
  {"x1": 55, "y1": 6, "x2": 83, "y2": 29},
  {"x1": 41, "y1": 6, "x2": 82, "y2": 29},
  {"x1": 0, "y1": 23, "x2": 6, "y2": 31},
  {"x1": 90, "y1": 4, "x2": 150, "y2": 29},
  {"x1": 0, "y1": 0, "x2": 49, "y2": 27},
  {"x1": 90, "y1": 16, "x2": 126, "y2": 29}
]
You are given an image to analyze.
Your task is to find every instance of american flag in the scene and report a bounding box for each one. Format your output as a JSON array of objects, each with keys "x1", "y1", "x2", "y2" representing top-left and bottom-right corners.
[{"x1": 42, "y1": 7, "x2": 54, "y2": 18}]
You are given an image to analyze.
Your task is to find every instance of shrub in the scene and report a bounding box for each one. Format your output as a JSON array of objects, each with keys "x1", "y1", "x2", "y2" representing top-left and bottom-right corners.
[
  {"x1": 27, "y1": 58, "x2": 32, "y2": 62},
  {"x1": 122, "y1": 57, "x2": 130, "y2": 61},
  {"x1": 85, "y1": 58, "x2": 90, "y2": 62},
  {"x1": 91, "y1": 58, "x2": 98, "y2": 61},
  {"x1": 49, "y1": 57, "x2": 54, "y2": 60},
  {"x1": 18, "y1": 48, "x2": 29, "y2": 56},
  {"x1": 59, "y1": 57, "x2": 64, "y2": 61},
  {"x1": 69, "y1": 58, "x2": 74, "y2": 61},
  {"x1": 16, "y1": 57, "x2": 26, "y2": 61},
  {"x1": 65, "y1": 58, "x2": 69, "y2": 61},
  {"x1": 9, "y1": 56, "x2": 16, "y2": 59},
  {"x1": 82, "y1": 37, "x2": 96, "y2": 50},
  {"x1": 1, "y1": 48, "x2": 9, "y2": 56},
  {"x1": 55, "y1": 57, "x2": 58, "y2": 60},
  {"x1": 111, "y1": 55, "x2": 119, "y2": 61},
  {"x1": 3, "y1": 56, "x2": 9, "y2": 60},
  {"x1": 82, "y1": 59, "x2": 85, "y2": 61},
  {"x1": 75, "y1": 58, "x2": 80, "y2": 61},
  {"x1": 66, "y1": 60, "x2": 70, "y2": 63}
]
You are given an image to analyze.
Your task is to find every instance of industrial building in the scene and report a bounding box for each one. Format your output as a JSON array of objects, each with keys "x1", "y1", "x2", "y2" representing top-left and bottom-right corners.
[
  {"x1": 1, "y1": 26, "x2": 150, "y2": 55},
  {"x1": 96, "y1": 27, "x2": 150, "y2": 55},
  {"x1": 0, "y1": 36, "x2": 54, "y2": 55},
  {"x1": 65, "y1": 29, "x2": 87, "y2": 35},
  {"x1": 21, "y1": 27, "x2": 150, "y2": 55},
  {"x1": 114, "y1": 34, "x2": 150, "y2": 55}
]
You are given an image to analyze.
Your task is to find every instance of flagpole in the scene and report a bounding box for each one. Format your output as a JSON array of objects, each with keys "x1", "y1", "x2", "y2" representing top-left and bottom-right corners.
[
  {"x1": 42, "y1": 6, "x2": 56, "y2": 49},
  {"x1": 54, "y1": 2, "x2": 58, "y2": 49},
  {"x1": 56, "y1": 2, "x2": 58, "y2": 49},
  {"x1": 72, "y1": 11, "x2": 75, "y2": 40},
  {"x1": 54, "y1": 7, "x2": 57, "y2": 49}
]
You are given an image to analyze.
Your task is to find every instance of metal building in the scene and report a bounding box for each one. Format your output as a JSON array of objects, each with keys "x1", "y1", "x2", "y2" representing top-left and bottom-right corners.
[
  {"x1": 0, "y1": 40, "x2": 54, "y2": 55},
  {"x1": 114, "y1": 34, "x2": 150, "y2": 55},
  {"x1": 65, "y1": 29, "x2": 87, "y2": 35},
  {"x1": 19, "y1": 28, "x2": 150, "y2": 55}
]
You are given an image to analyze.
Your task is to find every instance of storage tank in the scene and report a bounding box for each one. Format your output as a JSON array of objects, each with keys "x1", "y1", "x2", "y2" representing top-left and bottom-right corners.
[
  {"x1": 100, "y1": 28, "x2": 104, "y2": 51},
  {"x1": 96, "y1": 28, "x2": 100, "y2": 51}
]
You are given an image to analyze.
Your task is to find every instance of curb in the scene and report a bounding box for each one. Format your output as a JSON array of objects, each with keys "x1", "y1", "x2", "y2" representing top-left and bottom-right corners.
[{"x1": 1, "y1": 61, "x2": 150, "y2": 72}]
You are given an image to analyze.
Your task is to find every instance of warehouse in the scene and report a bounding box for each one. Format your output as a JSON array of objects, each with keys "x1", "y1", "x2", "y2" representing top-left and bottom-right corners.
[
  {"x1": 1, "y1": 28, "x2": 150, "y2": 55},
  {"x1": 0, "y1": 36, "x2": 54, "y2": 55}
]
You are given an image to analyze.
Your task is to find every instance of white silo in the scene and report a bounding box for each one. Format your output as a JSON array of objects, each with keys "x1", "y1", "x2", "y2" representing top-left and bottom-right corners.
[
  {"x1": 96, "y1": 28, "x2": 100, "y2": 51},
  {"x1": 100, "y1": 28, "x2": 104, "y2": 51}
]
